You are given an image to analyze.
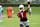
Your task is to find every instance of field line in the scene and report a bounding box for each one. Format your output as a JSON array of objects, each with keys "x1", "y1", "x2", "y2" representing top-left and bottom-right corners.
[{"x1": 29, "y1": 23, "x2": 40, "y2": 24}]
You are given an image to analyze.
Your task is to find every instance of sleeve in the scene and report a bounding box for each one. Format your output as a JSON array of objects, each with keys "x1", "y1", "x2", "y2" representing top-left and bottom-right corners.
[{"x1": 24, "y1": 9, "x2": 29, "y2": 13}]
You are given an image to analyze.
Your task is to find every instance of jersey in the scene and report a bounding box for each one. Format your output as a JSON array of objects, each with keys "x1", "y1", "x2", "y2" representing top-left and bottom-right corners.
[
  {"x1": 17, "y1": 9, "x2": 28, "y2": 20},
  {"x1": 8, "y1": 7, "x2": 12, "y2": 17}
]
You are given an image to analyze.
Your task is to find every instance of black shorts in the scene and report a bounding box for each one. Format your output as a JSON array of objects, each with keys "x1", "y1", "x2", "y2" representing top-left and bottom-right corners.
[{"x1": 20, "y1": 18, "x2": 28, "y2": 21}]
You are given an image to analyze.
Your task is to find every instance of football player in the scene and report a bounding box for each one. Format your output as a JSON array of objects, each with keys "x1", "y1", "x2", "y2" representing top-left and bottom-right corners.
[{"x1": 17, "y1": 2, "x2": 32, "y2": 27}]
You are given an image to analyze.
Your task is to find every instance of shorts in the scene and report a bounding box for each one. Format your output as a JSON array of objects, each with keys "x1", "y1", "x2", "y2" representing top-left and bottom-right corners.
[{"x1": 20, "y1": 20, "x2": 29, "y2": 26}]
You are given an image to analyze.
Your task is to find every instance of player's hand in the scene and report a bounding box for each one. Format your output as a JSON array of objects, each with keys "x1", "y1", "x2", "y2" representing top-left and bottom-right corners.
[{"x1": 28, "y1": 1, "x2": 30, "y2": 8}]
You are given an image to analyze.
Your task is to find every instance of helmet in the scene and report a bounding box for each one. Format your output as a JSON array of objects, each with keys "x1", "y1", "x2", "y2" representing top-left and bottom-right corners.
[{"x1": 19, "y1": 5, "x2": 24, "y2": 11}]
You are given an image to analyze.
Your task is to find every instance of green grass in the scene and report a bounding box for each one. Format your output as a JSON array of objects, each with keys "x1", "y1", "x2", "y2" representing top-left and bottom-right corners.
[{"x1": 0, "y1": 7, "x2": 40, "y2": 27}]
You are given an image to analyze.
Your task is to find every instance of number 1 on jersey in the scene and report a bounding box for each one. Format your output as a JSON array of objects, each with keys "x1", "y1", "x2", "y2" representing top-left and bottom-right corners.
[{"x1": 21, "y1": 13, "x2": 23, "y2": 17}]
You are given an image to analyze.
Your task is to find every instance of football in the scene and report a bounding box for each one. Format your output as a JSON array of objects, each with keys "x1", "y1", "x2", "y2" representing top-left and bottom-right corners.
[{"x1": 28, "y1": 2, "x2": 30, "y2": 4}]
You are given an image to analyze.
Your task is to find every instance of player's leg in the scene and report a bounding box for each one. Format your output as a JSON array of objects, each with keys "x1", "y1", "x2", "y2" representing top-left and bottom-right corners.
[
  {"x1": 24, "y1": 20, "x2": 29, "y2": 27},
  {"x1": 20, "y1": 24, "x2": 23, "y2": 27},
  {"x1": 0, "y1": 15, "x2": 2, "y2": 22},
  {"x1": 20, "y1": 21, "x2": 24, "y2": 27}
]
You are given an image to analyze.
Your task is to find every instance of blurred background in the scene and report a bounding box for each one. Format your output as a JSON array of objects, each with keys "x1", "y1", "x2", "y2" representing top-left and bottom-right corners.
[
  {"x1": 0, "y1": 0, "x2": 40, "y2": 27},
  {"x1": 0, "y1": 0, "x2": 40, "y2": 7}
]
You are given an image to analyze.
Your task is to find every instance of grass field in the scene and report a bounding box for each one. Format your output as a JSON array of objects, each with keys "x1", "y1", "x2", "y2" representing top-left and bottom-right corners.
[{"x1": 0, "y1": 7, "x2": 40, "y2": 27}]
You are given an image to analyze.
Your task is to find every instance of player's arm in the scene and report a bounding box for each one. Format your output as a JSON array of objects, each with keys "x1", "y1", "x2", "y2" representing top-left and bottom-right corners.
[
  {"x1": 27, "y1": 2, "x2": 32, "y2": 16},
  {"x1": 26, "y1": 2, "x2": 32, "y2": 16},
  {"x1": 17, "y1": 12, "x2": 21, "y2": 17},
  {"x1": 26, "y1": 3, "x2": 30, "y2": 12}
]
